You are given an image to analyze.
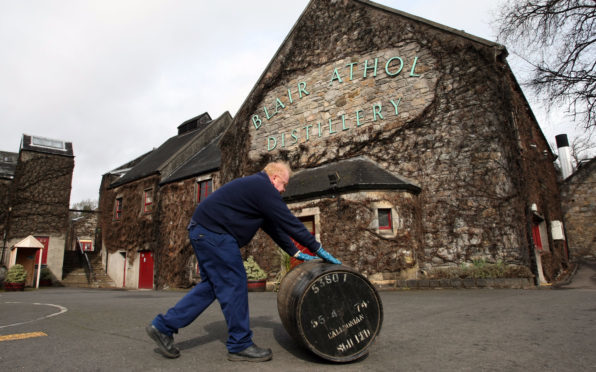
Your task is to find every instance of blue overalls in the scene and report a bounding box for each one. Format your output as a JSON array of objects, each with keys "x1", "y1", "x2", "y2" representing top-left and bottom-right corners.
[{"x1": 152, "y1": 224, "x2": 252, "y2": 353}]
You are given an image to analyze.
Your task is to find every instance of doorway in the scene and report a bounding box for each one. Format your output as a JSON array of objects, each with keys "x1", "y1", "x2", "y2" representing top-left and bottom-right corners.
[{"x1": 138, "y1": 251, "x2": 154, "y2": 289}]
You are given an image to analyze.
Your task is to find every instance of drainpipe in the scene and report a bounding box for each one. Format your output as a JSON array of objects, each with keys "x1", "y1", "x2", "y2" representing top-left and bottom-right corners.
[
  {"x1": 1, "y1": 207, "x2": 11, "y2": 266},
  {"x1": 555, "y1": 134, "x2": 573, "y2": 179}
]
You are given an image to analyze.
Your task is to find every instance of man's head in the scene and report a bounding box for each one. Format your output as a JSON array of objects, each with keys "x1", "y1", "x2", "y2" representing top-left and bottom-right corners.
[{"x1": 264, "y1": 161, "x2": 291, "y2": 193}]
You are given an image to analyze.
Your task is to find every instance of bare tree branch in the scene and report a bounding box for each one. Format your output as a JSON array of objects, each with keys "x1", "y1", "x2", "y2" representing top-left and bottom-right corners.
[{"x1": 496, "y1": 0, "x2": 596, "y2": 130}]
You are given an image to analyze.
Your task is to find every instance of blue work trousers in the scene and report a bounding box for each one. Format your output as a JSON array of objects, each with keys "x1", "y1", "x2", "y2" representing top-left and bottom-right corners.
[{"x1": 152, "y1": 224, "x2": 253, "y2": 353}]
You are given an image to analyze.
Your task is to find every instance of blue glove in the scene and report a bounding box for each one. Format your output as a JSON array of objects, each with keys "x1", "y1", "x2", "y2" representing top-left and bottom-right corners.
[
  {"x1": 294, "y1": 251, "x2": 317, "y2": 261},
  {"x1": 315, "y1": 246, "x2": 341, "y2": 264}
]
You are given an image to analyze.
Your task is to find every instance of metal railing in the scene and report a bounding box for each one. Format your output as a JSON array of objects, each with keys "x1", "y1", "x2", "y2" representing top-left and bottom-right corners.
[{"x1": 76, "y1": 237, "x2": 95, "y2": 284}]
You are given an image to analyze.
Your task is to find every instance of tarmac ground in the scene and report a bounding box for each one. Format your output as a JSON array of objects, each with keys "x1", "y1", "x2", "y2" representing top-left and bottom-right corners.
[{"x1": 1, "y1": 259, "x2": 595, "y2": 371}]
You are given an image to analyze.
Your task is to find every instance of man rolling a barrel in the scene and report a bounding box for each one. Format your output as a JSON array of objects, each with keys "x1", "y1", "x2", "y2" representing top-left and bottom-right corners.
[{"x1": 146, "y1": 161, "x2": 341, "y2": 362}]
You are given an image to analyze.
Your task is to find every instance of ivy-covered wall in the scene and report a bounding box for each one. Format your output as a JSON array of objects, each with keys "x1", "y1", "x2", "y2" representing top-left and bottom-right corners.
[
  {"x1": 221, "y1": 0, "x2": 566, "y2": 280},
  {"x1": 8, "y1": 150, "x2": 73, "y2": 239}
]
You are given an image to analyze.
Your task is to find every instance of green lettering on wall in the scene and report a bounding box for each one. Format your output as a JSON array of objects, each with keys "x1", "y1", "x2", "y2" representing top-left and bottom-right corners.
[
  {"x1": 363, "y1": 58, "x2": 379, "y2": 78},
  {"x1": 275, "y1": 98, "x2": 286, "y2": 113},
  {"x1": 291, "y1": 129, "x2": 298, "y2": 144},
  {"x1": 373, "y1": 104, "x2": 383, "y2": 121},
  {"x1": 281, "y1": 133, "x2": 286, "y2": 147},
  {"x1": 356, "y1": 109, "x2": 364, "y2": 127},
  {"x1": 287, "y1": 88, "x2": 293, "y2": 104},
  {"x1": 252, "y1": 115, "x2": 262, "y2": 130},
  {"x1": 298, "y1": 81, "x2": 309, "y2": 98},
  {"x1": 329, "y1": 68, "x2": 343, "y2": 85},
  {"x1": 268, "y1": 136, "x2": 277, "y2": 151},
  {"x1": 264, "y1": 106, "x2": 274, "y2": 120},
  {"x1": 390, "y1": 98, "x2": 402, "y2": 115},
  {"x1": 385, "y1": 56, "x2": 404, "y2": 76},
  {"x1": 304, "y1": 124, "x2": 313, "y2": 141},
  {"x1": 341, "y1": 114, "x2": 349, "y2": 131},
  {"x1": 410, "y1": 56, "x2": 420, "y2": 77},
  {"x1": 346, "y1": 62, "x2": 358, "y2": 81},
  {"x1": 318, "y1": 122, "x2": 323, "y2": 137},
  {"x1": 328, "y1": 118, "x2": 337, "y2": 134}
]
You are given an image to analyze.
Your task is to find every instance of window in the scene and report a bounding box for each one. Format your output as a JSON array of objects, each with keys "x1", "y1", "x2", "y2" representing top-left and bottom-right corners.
[
  {"x1": 114, "y1": 198, "x2": 123, "y2": 220},
  {"x1": 378, "y1": 208, "x2": 392, "y2": 231},
  {"x1": 144, "y1": 189, "x2": 153, "y2": 213},
  {"x1": 197, "y1": 179, "x2": 213, "y2": 203},
  {"x1": 31, "y1": 135, "x2": 65, "y2": 150},
  {"x1": 80, "y1": 240, "x2": 93, "y2": 252}
]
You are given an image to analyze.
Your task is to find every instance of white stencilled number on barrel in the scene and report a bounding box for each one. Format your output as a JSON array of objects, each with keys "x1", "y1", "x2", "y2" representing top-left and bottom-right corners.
[
  {"x1": 299, "y1": 271, "x2": 381, "y2": 359},
  {"x1": 310, "y1": 272, "x2": 345, "y2": 294}
]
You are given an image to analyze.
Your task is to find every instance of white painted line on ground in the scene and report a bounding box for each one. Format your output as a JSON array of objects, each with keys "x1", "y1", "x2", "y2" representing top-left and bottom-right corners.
[{"x1": 0, "y1": 302, "x2": 68, "y2": 329}]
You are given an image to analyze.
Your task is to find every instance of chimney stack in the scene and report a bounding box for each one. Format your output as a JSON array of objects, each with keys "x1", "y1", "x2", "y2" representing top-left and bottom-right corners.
[{"x1": 555, "y1": 134, "x2": 573, "y2": 179}]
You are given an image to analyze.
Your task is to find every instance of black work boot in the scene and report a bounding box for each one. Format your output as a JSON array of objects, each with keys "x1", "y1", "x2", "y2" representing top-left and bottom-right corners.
[
  {"x1": 227, "y1": 344, "x2": 273, "y2": 362},
  {"x1": 146, "y1": 324, "x2": 180, "y2": 359}
]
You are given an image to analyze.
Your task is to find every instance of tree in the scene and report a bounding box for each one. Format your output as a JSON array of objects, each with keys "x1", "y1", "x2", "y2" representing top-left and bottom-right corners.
[
  {"x1": 70, "y1": 198, "x2": 98, "y2": 219},
  {"x1": 569, "y1": 132, "x2": 595, "y2": 166},
  {"x1": 496, "y1": 0, "x2": 596, "y2": 131}
]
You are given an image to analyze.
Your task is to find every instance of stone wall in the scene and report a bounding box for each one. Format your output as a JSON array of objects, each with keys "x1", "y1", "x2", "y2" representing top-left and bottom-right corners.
[
  {"x1": 8, "y1": 150, "x2": 73, "y2": 239},
  {"x1": 98, "y1": 174, "x2": 160, "y2": 262},
  {"x1": 561, "y1": 159, "x2": 596, "y2": 258},
  {"x1": 69, "y1": 211, "x2": 99, "y2": 250},
  {"x1": 0, "y1": 179, "x2": 11, "y2": 250},
  {"x1": 221, "y1": 0, "x2": 565, "y2": 279},
  {"x1": 248, "y1": 189, "x2": 421, "y2": 279}
]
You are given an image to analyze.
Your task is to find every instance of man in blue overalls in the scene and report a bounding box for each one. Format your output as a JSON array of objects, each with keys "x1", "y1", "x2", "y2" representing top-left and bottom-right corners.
[{"x1": 146, "y1": 161, "x2": 341, "y2": 362}]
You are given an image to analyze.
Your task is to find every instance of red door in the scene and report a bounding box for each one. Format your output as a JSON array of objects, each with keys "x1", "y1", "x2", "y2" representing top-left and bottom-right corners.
[
  {"x1": 138, "y1": 251, "x2": 154, "y2": 289},
  {"x1": 532, "y1": 224, "x2": 543, "y2": 251},
  {"x1": 290, "y1": 216, "x2": 316, "y2": 269},
  {"x1": 34, "y1": 236, "x2": 49, "y2": 264}
]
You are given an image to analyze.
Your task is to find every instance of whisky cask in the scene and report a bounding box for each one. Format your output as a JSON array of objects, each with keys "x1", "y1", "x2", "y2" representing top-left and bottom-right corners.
[{"x1": 277, "y1": 261, "x2": 383, "y2": 362}]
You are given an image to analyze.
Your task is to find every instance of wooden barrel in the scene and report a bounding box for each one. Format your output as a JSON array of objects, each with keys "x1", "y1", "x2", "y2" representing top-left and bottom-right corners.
[{"x1": 277, "y1": 261, "x2": 383, "y2": 362}]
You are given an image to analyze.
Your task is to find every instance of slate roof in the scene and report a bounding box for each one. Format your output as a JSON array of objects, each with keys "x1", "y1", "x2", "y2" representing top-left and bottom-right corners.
[
  {"x1": 110, "y1": 113, "x2": 212, "y2": 188},
  {"x1": 20, "y1": 134, "x2": 74, "y2": 157},
  {"x1": 0, "y1": 151, "x2": 18, "y2": 180},
  {"x1": 283, "y1": 157, "x2": 421, "y2": 202},
  {"x1": 161, "y1": 134, "x2": 222, "y2": 185},
  {"x1": 106, "y1": 149, "x2": 155, "y2": 176}
]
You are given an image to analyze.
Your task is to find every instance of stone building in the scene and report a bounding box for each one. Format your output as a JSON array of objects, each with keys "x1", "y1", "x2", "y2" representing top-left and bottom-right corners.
[
  {"x1": 98, "y1": 0, "x2": 569, "y2": 289},
  {"x1": 560, "y1": 158, "x2": 596, "y2": 258},
  {"x1": 219, "y1": 0, "x2": 568, "y2": 285},
  {"x1": 0, "y1": 134, "x2": 74, "y2": 285},
  {"x1": 98, "y1": 112, "x2": 232, "y2": 289},
  {"x1": 0, "y1": 151, "x2": 18, "y2": 249}
]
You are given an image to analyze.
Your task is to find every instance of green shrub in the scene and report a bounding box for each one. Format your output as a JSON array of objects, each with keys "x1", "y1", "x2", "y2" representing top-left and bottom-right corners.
[
  {"x1": 6, "y1": 264, "x2": 27, "y2": 283},
  {"x1": 40, "y1": 267, "x2": 52, "y2": 281},
  {"x1": 244, "y1": 256, "x2": 267, "y2": 280}
]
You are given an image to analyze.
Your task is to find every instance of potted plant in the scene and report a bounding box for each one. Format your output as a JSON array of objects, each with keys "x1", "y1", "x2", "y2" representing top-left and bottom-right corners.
[
  {"x1": 244, "y1": 256, "x2": 267, "y2": 292},
  {"x1": 39, "y1": 267, "x2": 53, "y2": 286},
  {"x1": 5, "y1": 264, "x2": 27, "y2": 291}
]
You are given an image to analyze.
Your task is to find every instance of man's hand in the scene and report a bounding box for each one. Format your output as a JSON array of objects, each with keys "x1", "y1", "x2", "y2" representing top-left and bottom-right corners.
[
  {"x1": 315, "y1": 246, "x2": 341, "y2": 264},
  {"x1": 294, "y1": 251, "x2": 317, "y2": 261}
]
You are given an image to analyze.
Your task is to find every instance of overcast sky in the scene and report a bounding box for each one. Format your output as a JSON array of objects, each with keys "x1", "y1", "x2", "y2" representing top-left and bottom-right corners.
[{"x1": 0, "y1": 0, "x2": 583, "y2": 206}]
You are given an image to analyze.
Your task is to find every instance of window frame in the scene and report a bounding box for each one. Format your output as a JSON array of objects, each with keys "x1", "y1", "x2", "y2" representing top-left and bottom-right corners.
[
  {"x1": 378, "y1": 208, "x2": 393, "y2": 231},
  {"x1": 143, "y1": 188, "x2": 153, "y2": 213},
  {"x1": 80, "y1": 240, "x2": 93, "y2": 252},
  {"x1": 196, "y1": 179, "x2": 213, "y2": 204},
  {"x1": 114, "y1": 197, "x2": 123, "y2": 220}
]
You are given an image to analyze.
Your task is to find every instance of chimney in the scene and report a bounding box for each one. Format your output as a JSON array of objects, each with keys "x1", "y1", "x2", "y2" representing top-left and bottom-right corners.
[{"x1": 555, "y1": 134, "x2": 573, "y2": 179}]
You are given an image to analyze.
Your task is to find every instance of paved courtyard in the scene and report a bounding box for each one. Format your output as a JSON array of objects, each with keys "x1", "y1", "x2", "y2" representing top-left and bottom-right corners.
[{"x1": 1, "y1": 261, "x2": 595, "y2": 371}]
